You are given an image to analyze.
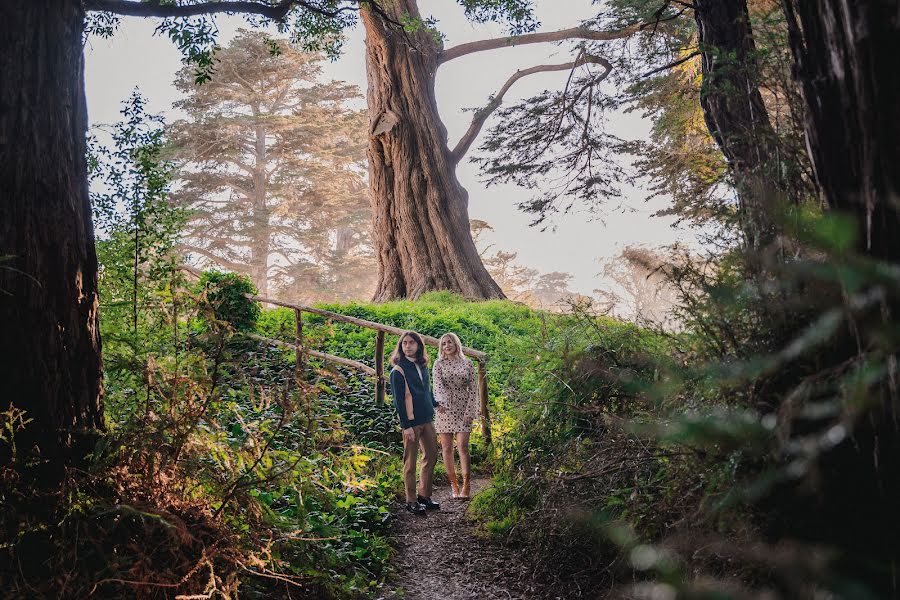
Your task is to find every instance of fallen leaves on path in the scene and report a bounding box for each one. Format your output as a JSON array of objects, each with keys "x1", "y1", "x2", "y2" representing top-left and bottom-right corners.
[{"x1": 376, "y1": 477, "x2": 568, "y2": 600}]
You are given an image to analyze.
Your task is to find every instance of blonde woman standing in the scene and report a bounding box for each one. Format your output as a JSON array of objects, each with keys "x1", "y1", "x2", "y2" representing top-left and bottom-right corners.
[{"x1": 433, "y1": 332, "x2": 479, "y2": 499}]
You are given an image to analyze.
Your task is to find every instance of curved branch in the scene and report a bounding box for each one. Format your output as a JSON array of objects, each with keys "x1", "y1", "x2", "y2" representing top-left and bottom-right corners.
[
  {"x1": 84, "y1": 0, "x2": 347, "y2": 20},
  {"x1": 439, "y1": 24, "x2": 640, "y2": 64},
  {"x1": 450, "y1": 55, "x2": 612, "y2": 165}
]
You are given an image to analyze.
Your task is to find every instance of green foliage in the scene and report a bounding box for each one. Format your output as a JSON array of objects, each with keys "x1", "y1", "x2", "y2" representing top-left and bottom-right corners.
[
  {"x1": 465, "y1": 200, "x2": 900, "y2": 598},
  {"x1": 72, "y1": 93, "x2": 400, "y2": 598},
  {"x1": 454, "y1": 0, "x2": 538, "y2": 34},
  {"x1": 257, "y1": 291, "x2": 552, "y2": 438},
  {"x1": 199, "y1": 291, "x2": 622, "y2": 595},
  {"x1": 160, "y1": 16, "x2": 222, "y2": 84},
  {"x1": 624, "y1": 54, "x2": 731, "y2": 228},
  {"x1": 398, "y1": 12, "x2": 445, "y2": 42},
  {"x1": 146, "y1": 7, "x2": 352, "y2": 83},
  {"x1": 320, "y1": 373, "x2": 401, "y2": 451},
  {"x1": 55, "y1": 5, "x2": 900, "y2": 596},
  {"x1": 196, "y1": 271, "x2": 260, "y2": 332},
  {"x1": 84, "y1": 11, "x2": 120, "y2": 38},
  {"x1": 467, "y1": 313, "x2": 750, "y2": 593},
  {"x1": 468, "y1": 476, "x2": 529, "y2": 535},
  {"x1": 257, "y1": 292, "x2": 671, "y2": 478},
  {"x1": 90, "y1": 91, "x2": 188, "y2": 423},
  {"x1": 91, "y1": 90, "x2": 183, "y2": 293},
  {"x1": 0, "y1": 405, "x2": 32, "y2": 462}
]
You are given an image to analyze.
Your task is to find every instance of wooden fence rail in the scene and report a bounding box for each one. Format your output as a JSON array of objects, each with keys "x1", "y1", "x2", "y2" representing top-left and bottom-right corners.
[
  {"x1": 246, "y1": 294, "x2": 492, "y2": 444},
  {"x1": 245, "y1": 333, "x2": 377, "y2": 376}
]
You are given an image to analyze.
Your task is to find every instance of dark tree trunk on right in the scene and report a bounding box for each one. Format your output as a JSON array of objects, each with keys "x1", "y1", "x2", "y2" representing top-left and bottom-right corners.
[
  {"x1": 773, "y1": 2, "x2": 900, "y2": 591},
  {"x1": 0, "y1": 0, "x2": 104, "y2": 468},
  {"x1": 783, "y1": 0, "x2": 900, "y2": 261}
]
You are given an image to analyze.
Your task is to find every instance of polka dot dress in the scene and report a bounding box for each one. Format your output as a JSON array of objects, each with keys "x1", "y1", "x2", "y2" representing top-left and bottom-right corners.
[{"x1": 432, "y1": 357, "x2": 478, "y2": 434}]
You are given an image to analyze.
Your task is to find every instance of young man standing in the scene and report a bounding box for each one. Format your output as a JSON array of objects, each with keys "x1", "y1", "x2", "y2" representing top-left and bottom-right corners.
[{"x1": 390, "y1": 331, "x2": 440, "y2": 515}]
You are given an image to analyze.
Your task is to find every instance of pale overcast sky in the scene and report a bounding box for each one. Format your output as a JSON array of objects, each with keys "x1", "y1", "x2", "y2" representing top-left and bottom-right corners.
[{"x1": 84, "y1": 0, "x2": 703, "y2": 297}]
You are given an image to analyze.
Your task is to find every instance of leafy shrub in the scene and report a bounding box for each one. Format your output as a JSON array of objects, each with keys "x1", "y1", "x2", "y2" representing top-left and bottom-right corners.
[{"x1": 197, "y1": 270, "x2": 261, "y2": 332}]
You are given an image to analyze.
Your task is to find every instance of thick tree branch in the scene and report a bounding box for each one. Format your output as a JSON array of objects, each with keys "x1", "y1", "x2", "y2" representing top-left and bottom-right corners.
[
  {"x1": 84, "y1": 0, "x2": 407, "y2": 32},
  {"x1": 451, "y1": 55, "x2": 612, "y2": 165},
  {"x1": 84, "y1": 0, "x2": 349, "y2": 20},
  {"x1": 439, "y1": 24, "x2": 640, "y2": 64}
]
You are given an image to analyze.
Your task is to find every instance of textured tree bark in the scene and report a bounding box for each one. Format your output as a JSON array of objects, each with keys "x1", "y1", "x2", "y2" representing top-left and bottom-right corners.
[
  {"x1": 0, "y1": 0, "x2": 104, "y2": 466},
  {"x1": 250, "y1": 121, "x2": 270, "y2": 297},
  {"x1": 361, "y1": 2, "x2": 504, "y2": 301},
  {"x1": 694, "y1": 0, "x2": 779, "y2": 250},
  {"x1": 249, "y1": 234, "x2": 269, "y2": 298},
  {"x1": 774, "y1": 1, "x2": 900, "y2": 590},
  {"x1": 783, "y1": 0, "x2": 900, "y2": 261}
]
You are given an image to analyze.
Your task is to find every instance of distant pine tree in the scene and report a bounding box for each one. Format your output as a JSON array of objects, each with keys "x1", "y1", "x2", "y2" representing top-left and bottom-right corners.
[{"x1": 169, "y1": 30, "x2": 373, "y2": 302}]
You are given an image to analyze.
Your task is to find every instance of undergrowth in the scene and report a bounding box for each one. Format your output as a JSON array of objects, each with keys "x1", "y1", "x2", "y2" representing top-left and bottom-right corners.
[
  {"x1": 469, "y1": 216, "x2": 900, "y2": 598},
  {"x1": 6, "y1": 276, "x2": 634, "y2": 598}
]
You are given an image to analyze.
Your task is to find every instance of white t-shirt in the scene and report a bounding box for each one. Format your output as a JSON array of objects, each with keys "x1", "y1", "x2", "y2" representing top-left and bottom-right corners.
[{"x1": 414, "y1": 363, "x2": 425, "y2": 384}]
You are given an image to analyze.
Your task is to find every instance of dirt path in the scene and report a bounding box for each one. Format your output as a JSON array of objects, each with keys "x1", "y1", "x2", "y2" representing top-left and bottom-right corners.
[{"x1": 376, "y1": 477, "x2": 563, "y2": 600}]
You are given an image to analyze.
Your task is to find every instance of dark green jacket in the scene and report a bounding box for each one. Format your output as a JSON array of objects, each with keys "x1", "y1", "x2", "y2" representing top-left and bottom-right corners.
[{"x1": 390, "y1": 357, "x2": 436, "y2": 429}]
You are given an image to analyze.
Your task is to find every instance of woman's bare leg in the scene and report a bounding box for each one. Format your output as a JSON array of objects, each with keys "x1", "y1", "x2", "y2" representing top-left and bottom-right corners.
[
  {"x1": 456, "y1": 432, "x2": 471, "y2": 498},
  {"x1": 439, "y1": 433, "x2": 459, "y2": 496}
]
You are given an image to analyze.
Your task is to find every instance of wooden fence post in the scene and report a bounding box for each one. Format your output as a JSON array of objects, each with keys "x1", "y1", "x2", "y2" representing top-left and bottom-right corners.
[
  {"x1": 477, "y1": 360, "x2": 491, "y2": 446},
  {"x1": 294, "y1": 308, "x2": 312, "y2": 441},
  {"x1": 375, "y1": 330, "x2": 385, "y2": 404},
  {"x1": 294, "y1": 308, "x2": 304, "y2": 371}
]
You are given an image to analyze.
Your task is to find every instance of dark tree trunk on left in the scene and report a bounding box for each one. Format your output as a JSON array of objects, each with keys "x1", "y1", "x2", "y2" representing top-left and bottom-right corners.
[
  {"x1": 694, "y1": 0, "x2": 779, "y2": 250},
  {"x1": 0, "y1": 0, "x2": 104, "y2": 466}
]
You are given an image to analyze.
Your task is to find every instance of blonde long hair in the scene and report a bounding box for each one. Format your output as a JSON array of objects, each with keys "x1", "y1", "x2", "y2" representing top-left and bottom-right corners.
[{"x1": 438, "y1": 332, "x2": 465, "y2": 360}]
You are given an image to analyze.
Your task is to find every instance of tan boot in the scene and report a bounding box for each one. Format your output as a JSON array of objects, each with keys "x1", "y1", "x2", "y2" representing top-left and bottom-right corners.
[
  {"x1": 461, "y1": 474, "x2": 471, "y2": 500},
  {"x1": 448, "y1": 471, "x2": 460, "y2": 499}
]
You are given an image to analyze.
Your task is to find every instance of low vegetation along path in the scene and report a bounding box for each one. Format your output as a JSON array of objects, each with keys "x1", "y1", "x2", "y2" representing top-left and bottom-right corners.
[{"x1": 377, "y1": 476, "x2": 562, "y2": 600}]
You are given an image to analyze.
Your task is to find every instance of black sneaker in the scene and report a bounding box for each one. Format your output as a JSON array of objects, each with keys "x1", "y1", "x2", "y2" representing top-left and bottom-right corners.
[
  {"x1": 417, "y1": 495, "x2": 440, "y2": 510},
  {"x1": 405, "y1": 502, "x2": 426, "y2": 516}
]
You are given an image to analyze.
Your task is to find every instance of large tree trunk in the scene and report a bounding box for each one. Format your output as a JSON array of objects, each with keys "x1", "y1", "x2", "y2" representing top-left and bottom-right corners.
[
  {"x1": 783, "y1": 0, "x2": 900, "y2": 261},
  {"x1": 250, "y1": 122, "x2": 269, "y2": 297},
  {"x1": 694, "y1": 0, "x2": 779, "y2": 250},
  {"x1": 249, "y1": 225, "x2": 269, "y2": 297},
  {"x1": 361, "y1": 2, "x2": 504, "y2": 301},
  {"x1": 772, "y1": 3, "x2": 900, "y2": 591},
  {"x1": 0, "y1": 0, "x2": 104, "y2": 466}
]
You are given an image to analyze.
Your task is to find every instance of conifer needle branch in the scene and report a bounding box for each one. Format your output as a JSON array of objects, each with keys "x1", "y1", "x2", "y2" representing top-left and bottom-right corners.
[
  {"x1": 640, "y1": 50, "x2": 700, "y2": 78},
  {"x1": 451, "y1": 55, "x2": 612, "y2": 165}
]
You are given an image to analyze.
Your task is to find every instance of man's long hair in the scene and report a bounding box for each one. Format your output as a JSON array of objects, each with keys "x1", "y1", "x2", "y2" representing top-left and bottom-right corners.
[{"x1": 390, "y1": 330, "x2": 430, "y2": 366}]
